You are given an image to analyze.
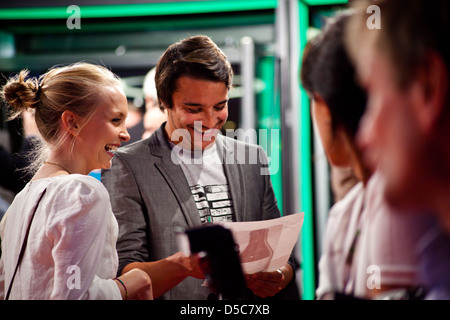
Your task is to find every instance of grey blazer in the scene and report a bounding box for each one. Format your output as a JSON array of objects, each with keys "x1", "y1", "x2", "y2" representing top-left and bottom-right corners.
[{"x1": 102, "y1": 124, "x2": 284, "y2": 300}]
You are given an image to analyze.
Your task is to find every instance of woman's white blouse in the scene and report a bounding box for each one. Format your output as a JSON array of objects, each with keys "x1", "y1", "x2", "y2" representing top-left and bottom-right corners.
[{"x1": 0, "y1": 174, "x2": 121, "y2": 300}]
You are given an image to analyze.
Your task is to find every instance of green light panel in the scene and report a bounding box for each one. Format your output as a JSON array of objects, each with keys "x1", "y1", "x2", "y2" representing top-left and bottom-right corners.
[{"x1": 0, "y1": 0, "x2": 278, "y2": 20}]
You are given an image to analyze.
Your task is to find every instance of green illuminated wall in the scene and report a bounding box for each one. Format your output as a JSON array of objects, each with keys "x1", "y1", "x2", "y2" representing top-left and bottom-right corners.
[
  {"x1": 298, "y1": 0, "x2": 315, "y2": 301},
  {"x1": 0, "y1": 0, "x2": 278, "y2": 19},
  {"x1": 257, "y1": 56, "x2": 283, "y2": 211}
]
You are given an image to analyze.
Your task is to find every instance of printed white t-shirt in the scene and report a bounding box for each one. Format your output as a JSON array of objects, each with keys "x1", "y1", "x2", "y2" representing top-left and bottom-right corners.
[{"x1": 172, "y1": 142, "x2": 236, "y2": 224}]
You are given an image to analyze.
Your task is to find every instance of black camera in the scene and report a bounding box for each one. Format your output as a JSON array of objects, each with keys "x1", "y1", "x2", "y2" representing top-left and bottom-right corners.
[{"x1": 177, "y1": 224, "x2": 246, "y2": 300}]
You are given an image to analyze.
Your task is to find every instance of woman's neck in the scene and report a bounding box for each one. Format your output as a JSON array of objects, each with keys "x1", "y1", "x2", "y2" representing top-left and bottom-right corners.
[{"x1": 33, "y1": 147, "x2": 86, "y2": 180}]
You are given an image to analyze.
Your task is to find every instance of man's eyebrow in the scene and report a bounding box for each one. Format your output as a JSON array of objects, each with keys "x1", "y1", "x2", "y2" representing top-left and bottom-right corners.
[
  {"x1": 183, "y1": 102, "x2": 203, "y2": 107},
  {"x1": 183, "y1": 99, "x2": 229, "y2": 107}
]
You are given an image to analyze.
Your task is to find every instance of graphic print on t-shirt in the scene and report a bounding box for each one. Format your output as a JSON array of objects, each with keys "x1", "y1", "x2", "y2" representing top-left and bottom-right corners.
[{"x1": 190, "y1": 184, "x2": 235, "y2": 223}]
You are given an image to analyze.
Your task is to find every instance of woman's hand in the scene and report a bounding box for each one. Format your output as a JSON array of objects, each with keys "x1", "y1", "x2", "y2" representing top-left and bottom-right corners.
[{"x1": 245, "y1": 264, "x2": 293, "y2": 298}]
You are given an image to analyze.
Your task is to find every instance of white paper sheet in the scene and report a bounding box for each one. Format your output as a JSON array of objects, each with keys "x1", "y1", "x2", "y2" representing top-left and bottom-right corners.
[{"x1": 215, "y1": 212, "x2": 304, "y2": 274}]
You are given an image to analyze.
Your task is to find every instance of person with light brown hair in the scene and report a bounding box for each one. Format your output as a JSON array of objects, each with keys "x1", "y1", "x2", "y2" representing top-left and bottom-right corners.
[
  {"x1": 141, "y1": 67, "x2": 167, "y2": 139},
  {"x1": 0, "y1": 62, "x2": 152, "y2": 300}
]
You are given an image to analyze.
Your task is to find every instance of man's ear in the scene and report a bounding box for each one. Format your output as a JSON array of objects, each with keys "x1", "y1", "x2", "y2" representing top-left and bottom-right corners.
[
  {"x1": 414, "y1": 51, "x2": 449, "y2": 133},
  {"x1": 61, "y1": 110, "x2": 80, "y2": 137}
]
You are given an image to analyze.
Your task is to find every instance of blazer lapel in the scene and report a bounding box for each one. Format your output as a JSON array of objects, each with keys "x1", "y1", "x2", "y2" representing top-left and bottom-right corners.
[
  {"x1": 217, "y1": 135, "x2": 245, "y2": 222},
  {"x1": 150, "y1": 127, "x2": 201, "y2": 227}
]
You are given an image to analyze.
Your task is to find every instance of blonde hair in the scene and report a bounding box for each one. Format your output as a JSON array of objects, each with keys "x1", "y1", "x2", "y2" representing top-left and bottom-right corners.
[{"x1": 1, "y1": 62, "x2": 122, "y2": 173}]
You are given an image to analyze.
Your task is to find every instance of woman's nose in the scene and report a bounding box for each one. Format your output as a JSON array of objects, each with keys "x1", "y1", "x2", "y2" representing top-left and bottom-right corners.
[{"x1": 120, "y1": 128, "x2": 131, "y2": 142}]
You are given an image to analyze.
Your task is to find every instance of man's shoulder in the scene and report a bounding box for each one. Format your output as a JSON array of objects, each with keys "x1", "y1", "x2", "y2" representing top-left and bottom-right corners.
[
  {"x1": 116, "y1": 137, "x2": 153, "y2": 158},
  {"x1": 218, "y1": 134, "x2": 269, "y2": 168}
]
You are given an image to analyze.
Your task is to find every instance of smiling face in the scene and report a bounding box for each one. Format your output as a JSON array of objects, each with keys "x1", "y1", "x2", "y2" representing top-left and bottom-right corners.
[
  {"x1": 75, "y1": 85, "x2": 130, "y2": 172},
  {"x1": 164, "y1": 76, "x2": 228, "y2": 151}
]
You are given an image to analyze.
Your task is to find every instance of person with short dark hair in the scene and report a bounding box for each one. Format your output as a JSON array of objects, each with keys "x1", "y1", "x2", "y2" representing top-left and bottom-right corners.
[
  {"x1": 301, "y1": 11, "x2": 370, "y2": 299},
  {"x1": 102, "y1": 35, "x2": 298, "y2": 300}
]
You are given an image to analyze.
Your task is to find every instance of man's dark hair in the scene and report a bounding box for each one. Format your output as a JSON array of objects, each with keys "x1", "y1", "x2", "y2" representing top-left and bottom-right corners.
[{"x1": 155, "y1": 35, "x2": 233, "y2": 109}]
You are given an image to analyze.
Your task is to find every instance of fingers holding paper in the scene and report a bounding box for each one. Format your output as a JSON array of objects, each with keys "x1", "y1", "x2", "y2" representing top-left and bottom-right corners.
[{"x1": 245, "y1": 263, "x2": 293, "y2": 298}]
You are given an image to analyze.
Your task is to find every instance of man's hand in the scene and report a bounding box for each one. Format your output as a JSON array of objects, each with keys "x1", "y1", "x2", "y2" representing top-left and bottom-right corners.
[{"x1": 245, "y1": 264, "x2": 293, "y2": 298}]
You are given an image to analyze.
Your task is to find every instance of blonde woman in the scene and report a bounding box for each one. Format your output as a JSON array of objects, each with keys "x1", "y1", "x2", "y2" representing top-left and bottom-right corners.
[{"x1": 0, "y1": 62, "x2": 152, "y2": 300}]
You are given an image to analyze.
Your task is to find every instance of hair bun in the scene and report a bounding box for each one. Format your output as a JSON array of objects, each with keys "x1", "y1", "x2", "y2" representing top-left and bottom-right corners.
[{"x1": 2, "y1": 70, "x2": 40, "y2": 118}]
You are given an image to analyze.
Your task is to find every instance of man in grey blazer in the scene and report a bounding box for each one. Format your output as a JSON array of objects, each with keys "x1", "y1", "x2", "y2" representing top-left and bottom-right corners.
[{"x1": 102, "y1": 35, "x2": 297, "y2": 300}]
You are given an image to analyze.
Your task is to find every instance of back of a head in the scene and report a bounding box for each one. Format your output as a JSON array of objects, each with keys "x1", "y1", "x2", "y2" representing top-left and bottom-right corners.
[
  {"x1": 154, "y1": 35, "x2": 233, "y2": 109},
  {"x1": 301, "y1": 10, "x2": 367, "y2": 138}
]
